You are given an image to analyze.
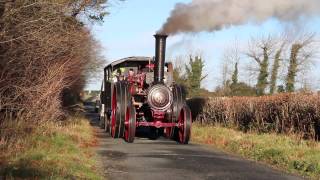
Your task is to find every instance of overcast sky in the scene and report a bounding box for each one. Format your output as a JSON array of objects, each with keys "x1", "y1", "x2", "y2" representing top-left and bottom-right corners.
[{"x1": 88, "y1": 0, "x2": 320, "y2": 91}]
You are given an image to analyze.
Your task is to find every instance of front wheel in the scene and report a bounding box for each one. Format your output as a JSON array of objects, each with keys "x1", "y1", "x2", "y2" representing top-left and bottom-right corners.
[
  {"x1": 124, "y1": 104, "x2": 136, "y2": 143},
  {"x1": 175, "y1": 106, "x2": 192, "y2": 144}
]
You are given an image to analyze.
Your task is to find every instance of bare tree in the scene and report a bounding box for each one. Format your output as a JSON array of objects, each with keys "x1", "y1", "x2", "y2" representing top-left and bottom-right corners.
[
  {"x1": 221, "y1": 40, "x2": 241, "y2": 87},
  {"x1": 172, "y1": 55, "x2": 187, "y2": 86},
  {"x1": 246, "y1": 35, "x2": 275, "y2": 95},
  {"x1": 285, "y1": 33, "x2": 316, "y2": 92},
  {"x1": 269, "y1": 39, "x2": 286, "y2": 94}
]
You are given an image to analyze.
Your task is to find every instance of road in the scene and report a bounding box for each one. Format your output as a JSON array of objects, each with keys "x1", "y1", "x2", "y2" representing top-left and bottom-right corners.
[{"x1": 88, "y1": 112, "x2": 302, "y2": 180}]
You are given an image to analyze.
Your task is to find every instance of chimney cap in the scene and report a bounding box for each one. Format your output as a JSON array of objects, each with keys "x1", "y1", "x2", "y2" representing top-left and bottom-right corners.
[{"x1": 154, "y1": 34, "x2": 168, "y2": 38}]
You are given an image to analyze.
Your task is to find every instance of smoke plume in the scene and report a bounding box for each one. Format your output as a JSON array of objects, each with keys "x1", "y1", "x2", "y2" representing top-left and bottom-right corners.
[{"x1": 159, "y1": 0, "x2": 320, "y2": 35}]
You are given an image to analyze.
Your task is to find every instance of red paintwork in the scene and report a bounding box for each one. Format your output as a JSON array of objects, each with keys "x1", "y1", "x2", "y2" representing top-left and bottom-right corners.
[
  {"x1": 125, "y1": 70, "x2": 176, "y2": 129},
  {"x1": 177, "y1": 107, "x2": 192, "y2": 144},
  {"x1": 146, "y1": 63, "x2": 155, "y2": 69},
  {"x1": 137, "y1": 121, "x2": 177, "y2": 128},
  {"x1": 126, "y1": 63, "x2": 155, "y2": 92},
  {"x1": 152, "y1": 110, "x2": 165, "y2": 119},
  {"x1": 127, "y1": 71, "x2": 146, "y2": 95},
  {"x1": 124, "y1": 107, "x2": 130, "y2": 141},
  {"x1": 178, "y1": 108, "x2": 185, "y2": 143}
]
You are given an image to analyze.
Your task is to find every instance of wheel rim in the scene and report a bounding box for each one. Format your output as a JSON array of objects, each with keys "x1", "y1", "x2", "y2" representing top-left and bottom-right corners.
[
  {"x1": 111, "y1": 87, "x2": 117, "y2": 138},
  {"x1": 177, "y1": 106, "x2": 191, "y2": 144},
  {"x1": 124, "y1": 107, "x2": 130, "y2": 141},
  {"x1": 172, "y1": 85, "x2": 184, "y2": 123},
  {"x1": 124, "y1": 105, "x2": 136, "y2": 142},
  {"x1": 178, "y1": 109, "x2": 185, "y2": 143}
]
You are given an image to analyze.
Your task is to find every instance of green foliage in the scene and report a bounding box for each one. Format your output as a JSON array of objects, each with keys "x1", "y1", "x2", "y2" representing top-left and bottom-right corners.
[
  {"x1": 256, "y1": 48, "x2": 269, "y2": 95},
  {"x1": 67, "y1": 0, "x2": 110, "y2": 22},
  {"x1": 277, "y1": 85, "x2": 285, "y2": 93},
  {"x1": 172, "y1": 55, "x2": 207, "y2": 98},
  {"x1": 230, "y1": 82, "x2": 257, "y2": 96},
  {"x1": 214, "y1": 81, "x2": 257, "y2": 97},
  {"x1": 231, "y1": 62, "x2": 238, "y2": 85},
  {"x1": 185, "y1": 55, "x2": 206, "y2": 97},
  {"x1": 227, "y1": 62, "x2": 257, "y2": 96},
  {"x1": 270, "y1": 47, "x2": 283, "y2": 94},
  {"x1": 173, "y1": 66, "x2": 187, "y2": 86},
  {"x1": 286, "y1": 44, "x2": 303, "y2": 92},
  {"x1": 215, "y1": 62, "x2": 256, "y2": 97}
]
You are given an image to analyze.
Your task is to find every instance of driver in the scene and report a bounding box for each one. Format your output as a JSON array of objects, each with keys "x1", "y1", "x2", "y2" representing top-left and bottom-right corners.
[
  {"x1": 112, "y1": 68, "x2": 125, "y2": 82},
  {"x1": 126, "y1": 68, "x2": 135, "y2": 81}
]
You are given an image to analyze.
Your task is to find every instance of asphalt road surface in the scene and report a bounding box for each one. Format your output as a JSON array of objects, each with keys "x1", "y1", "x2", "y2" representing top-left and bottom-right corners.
[{"x1": 88, "y1": 112, "x2": 302, "y2": 180}]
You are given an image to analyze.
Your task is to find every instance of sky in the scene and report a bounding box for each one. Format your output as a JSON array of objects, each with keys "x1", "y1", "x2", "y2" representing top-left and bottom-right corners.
[{"x1": 88, "y1": 0, "x2": 320, "y2": 91}]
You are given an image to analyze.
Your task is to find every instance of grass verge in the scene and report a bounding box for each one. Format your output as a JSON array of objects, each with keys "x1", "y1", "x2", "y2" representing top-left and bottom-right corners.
[
  {"x1": 0, "y1": 116, "x2": 103, "y2": 179},
  {"x1": 192, "y1": 123, "x2": 320, "y2": 179}
]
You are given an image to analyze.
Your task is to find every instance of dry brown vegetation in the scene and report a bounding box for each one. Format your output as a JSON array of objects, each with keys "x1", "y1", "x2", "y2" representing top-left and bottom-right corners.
[
  {"x1": 189, "y1": 93, "x2": 320, "y2": 140},
  {"x1": 0, "y1": 0, "x2": 106, "y2": 157},
  {"x1": 0, "y1": 116, "x2": 103, "y2": 179}
]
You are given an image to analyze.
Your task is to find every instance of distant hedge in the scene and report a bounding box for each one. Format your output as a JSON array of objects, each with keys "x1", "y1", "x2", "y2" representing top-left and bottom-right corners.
[{"x1": 188, "y1": 93, "x2": 320, "y2": 140}]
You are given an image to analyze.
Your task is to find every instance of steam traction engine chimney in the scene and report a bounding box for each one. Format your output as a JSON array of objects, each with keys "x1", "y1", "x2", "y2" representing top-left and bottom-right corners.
[{"x1": 154, "y1": 34, "x2": 168, "y2": 83}]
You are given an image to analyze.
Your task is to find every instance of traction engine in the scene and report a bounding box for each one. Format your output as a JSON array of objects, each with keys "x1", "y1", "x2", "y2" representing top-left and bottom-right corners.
[{"x1": 100, "y1": 34, "x2": 192, "y2": 144}]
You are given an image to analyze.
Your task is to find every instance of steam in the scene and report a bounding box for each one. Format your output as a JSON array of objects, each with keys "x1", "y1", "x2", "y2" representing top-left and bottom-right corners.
[{"x1": 159, "y1": 0, "x2": 320, "y2": 35}]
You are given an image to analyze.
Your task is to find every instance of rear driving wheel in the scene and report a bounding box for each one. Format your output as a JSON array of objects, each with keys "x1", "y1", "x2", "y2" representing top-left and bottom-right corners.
[
  {"x1": 111, "y1": 82, "x2": 129, "y2": 138},
  {"x1": 168, "y1": 85, "x2": 186, "y2": 139},
  {"x1": 177, "y1": 106, "x2": 192, "y2": 144},
  {"x1": 111, "y1": 86, "x2": 119, "y2": 138}
]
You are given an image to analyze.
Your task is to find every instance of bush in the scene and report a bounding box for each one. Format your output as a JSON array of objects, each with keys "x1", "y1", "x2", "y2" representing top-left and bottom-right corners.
[
  {"x1": 189, "y1": 93, "x2": 320, "y2": 140},
  {"x1": 0, "y1": 1, "x2": 103, "y2": 125},
  {"x1": 0, "y1": 1, "x2": 104, "y2": 153}
]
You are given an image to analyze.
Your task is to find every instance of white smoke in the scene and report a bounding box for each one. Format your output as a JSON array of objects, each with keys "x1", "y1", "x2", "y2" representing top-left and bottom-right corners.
[{"x1": 159, "y1": 0, "x2": 320, "y2": 35}]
